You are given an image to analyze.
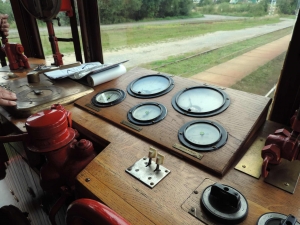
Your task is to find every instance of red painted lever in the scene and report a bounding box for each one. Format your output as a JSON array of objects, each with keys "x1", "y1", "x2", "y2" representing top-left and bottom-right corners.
[{"x1": 66, "y1": 199, "x2": 131, "y2": 225}]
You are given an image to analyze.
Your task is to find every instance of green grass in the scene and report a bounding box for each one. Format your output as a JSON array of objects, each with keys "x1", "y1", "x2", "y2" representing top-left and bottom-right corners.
[
  {"x1": 100, "y1": 17, "x2": 281, "y2": 52},
  {"x1": 140, "y1": 27, "x2": 292, "y2": 78},
  {"x1": 230, "y1": 52, "x2": 286, "y2": 96},
  {"x1": 7, "y1": 16, "x2": 281, "y2": 56}
]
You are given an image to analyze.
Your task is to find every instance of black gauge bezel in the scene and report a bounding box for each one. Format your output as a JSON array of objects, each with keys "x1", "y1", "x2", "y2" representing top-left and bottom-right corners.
[
  {"x1": 91, "y1": 88, "x2": 126, "y2": 107},
  {"x1": 171, "y1": 86, "x2": 230, "y2": 117},
  {"x1": 127, "y1": 74, "x2": 174, "y2": 98},
  {"x1": 178, "y1": 120, "x2": 228, "y2": 151},
  {"x1": 127, "y1": 102, "x2": 167, "y2": 126}
]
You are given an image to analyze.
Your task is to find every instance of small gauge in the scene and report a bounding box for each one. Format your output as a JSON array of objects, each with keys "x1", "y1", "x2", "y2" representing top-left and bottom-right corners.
[
  {"x1": 127, "y1": 102, "x2": 167, "y2": 126},
  {"x1": 178, "y1": 120, "x2": 227, "y2": 151},
  {"x1": 91, "y1": 88, "x2": 126, "y2": 107},
  {"x1": 172, "y1": 86, "x2": 230, "y2": 117},
  {"x1": 127, "y1": 74, "x2": 174, "y2": 98}
]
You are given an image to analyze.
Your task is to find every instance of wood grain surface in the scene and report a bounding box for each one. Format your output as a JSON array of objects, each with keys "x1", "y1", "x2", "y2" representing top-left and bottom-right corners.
[
  {"x1": 74, "y1": 67, "x2": 271, "y2": 175},
  {"x1": 68, "y1": 105, "x2": 300, "y2": 225}
]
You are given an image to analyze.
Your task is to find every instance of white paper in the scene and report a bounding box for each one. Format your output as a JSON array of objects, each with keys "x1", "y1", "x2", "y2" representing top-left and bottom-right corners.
[
  {"x1": 44, "y1": 62, "x2": 102, "y2": 79},
  {"x1": 87, "y1": 64, "x2": 127, "y2": 87}
]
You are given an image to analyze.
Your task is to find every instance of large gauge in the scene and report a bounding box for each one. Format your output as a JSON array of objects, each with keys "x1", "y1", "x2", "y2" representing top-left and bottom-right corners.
[
  {"x1": 127, "y1": 74, "x2": 174, "y2": 98},
  {"x1": 172, "y1": 86, "x2": 230, "y2": 117},
  {"x1": 127, "y1": 102, "x2": 167, "y2": 126},
  {"x1": 91, "y1": 88, "x2": 126, "y2": 107},
  {"x1": 178, "y1": 120, "x2": 227, "y2": 151}
]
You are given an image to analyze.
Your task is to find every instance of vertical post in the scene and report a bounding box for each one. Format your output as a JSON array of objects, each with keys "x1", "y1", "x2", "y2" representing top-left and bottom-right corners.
[
  {"x1": 269, "y1": 13, "x2": 300, "y2": 125},
  {"x1": 76, "y1": 0, "x2": 104, "y2": 63},
  {"x1": 10, "y1": 0, "x2": 44, "y2": 59}
]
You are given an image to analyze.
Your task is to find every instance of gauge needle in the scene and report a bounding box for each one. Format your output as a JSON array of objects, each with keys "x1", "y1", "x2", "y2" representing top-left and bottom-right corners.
[{"x1": 107, "y1": 94, "x2": 112, "y2": 100}]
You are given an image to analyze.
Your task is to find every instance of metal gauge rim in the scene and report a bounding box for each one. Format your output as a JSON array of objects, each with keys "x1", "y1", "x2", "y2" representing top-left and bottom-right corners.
[
  {"x1": 256, "y1": 212, "x2": 300, "y2": 225},
  {"x1": 127, "y1": 74, "x2": 174, "y2": 98},
  {"x1": 201, "y1": 184, "x2": 248, "y2": 224},
  {"x1": 171, "y1": 86, "x2": 230, "y2": 117},
  {"x1": 178, "y1": 120, "x2": 228, "y2": 151},
  {"x1": 127, "y1": 102, "x2": 167, "y2": 126},
  {"x1": 91, "y1": 88, "x2": 126, "y2": 107}
]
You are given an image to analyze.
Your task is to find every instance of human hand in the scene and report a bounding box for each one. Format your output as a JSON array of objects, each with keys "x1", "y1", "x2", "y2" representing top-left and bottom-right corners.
[
  {"x1": 0, "y1": 14, "x2": 9, "y2": 37},
  {"x1": 0, "y1": 87, "x2": 17, "y2": 106}
]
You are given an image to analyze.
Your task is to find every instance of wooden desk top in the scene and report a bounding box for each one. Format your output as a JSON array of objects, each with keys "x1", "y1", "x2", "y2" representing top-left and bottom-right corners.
[
  {"x1": 69, "y1": 106, "x2": 300, "y2": 225},
  {"x1": 1, "y1": 64, "x2": 299, "y2": 225}
]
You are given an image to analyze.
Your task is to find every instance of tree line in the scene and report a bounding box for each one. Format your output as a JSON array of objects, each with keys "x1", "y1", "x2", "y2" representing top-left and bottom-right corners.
[
  {"x1": 1, "y1": 0, "x2": 194, "y2": 25},
  {"x1": 97, "y1": 0, "x2": 194, "y2": 24}
]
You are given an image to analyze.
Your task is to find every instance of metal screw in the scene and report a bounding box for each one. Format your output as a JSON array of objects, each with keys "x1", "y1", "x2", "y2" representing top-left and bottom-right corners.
[
  {"x1": 150, "y1": 182, "x2": 154, "y2": 185},
  {"x1": 135, "y1": 169, "x2": 139, "y2": 172},
  {"x1": 165, "y1": 170, "x2": 168, "y2": 173},
  {"x1": 191, "y1": 207, "x2": 195, "y2": 212},
  {"x1": 85, "y1": 178, "x2": 91, "y2": 182},
  {"x1": 242, "y1": 165, "x2": 246, "y2": 168},
  {"x1": 284, "y1": 182, "x2": 289, "y2": 186},
  {"x1": 148, "y1": 177, "x2": 152, "y2": 180},
  {"x1": 194, "y1": 190, "x2": 198, "y2": 194},
  {"x1": 179, "y1": 132, "x2": 183, "y2": 135}
]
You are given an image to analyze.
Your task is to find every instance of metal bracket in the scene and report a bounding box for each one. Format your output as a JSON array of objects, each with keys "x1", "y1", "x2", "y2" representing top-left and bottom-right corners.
[
  {"x1": 264, "y1": 159, "x2": 300, "y2": 194},
  {"x1": 126, "y1": 157, "x2": 170, "y2": 188}
]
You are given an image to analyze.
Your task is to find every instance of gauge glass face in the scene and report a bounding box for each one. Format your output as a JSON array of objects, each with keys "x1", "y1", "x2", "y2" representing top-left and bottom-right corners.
[
  {"x1": 132, "y1": 105, "x2": 161, "y2": 121},
  {"x1": 131, "y1": 75, "x2": 170, "y2": 95},
  {"x1": 95, "y1": 90, "x2": 121, "y2": 103},
  {"x1": 177, "y1": 88, "x2": 224, "y2": 113},
  {"x1": 185, "y1": 123, "x2": 220, "y2": 145}
]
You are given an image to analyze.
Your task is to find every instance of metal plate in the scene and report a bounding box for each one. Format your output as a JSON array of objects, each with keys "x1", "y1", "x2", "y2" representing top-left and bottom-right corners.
[
  {"x1": 3, "y1": 74, "x2": 93, "y2": 118},
  {"x1": 125, "y1": 157, "x2": 170, "y2": 188},
  {"x1": 235, "y1": 137, "x2": 266, "y2": 178},
  {"x1": 264, "y1": 159, "x2": 300, "y2": 194}
]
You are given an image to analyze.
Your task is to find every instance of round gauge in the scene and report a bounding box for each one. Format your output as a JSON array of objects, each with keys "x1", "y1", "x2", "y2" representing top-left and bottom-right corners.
[
  {"x1": 178, "y1": 120, "x2": 227, "y2": 151},
  {"x1": 172, "y1": 86, "x2": 230, "y2": 117},
  {"x1": 127, "y1": 102, "x2": 167, "y2": 126},
  {"x1": 91, "y1": 88, "x2": 126, "y2": 107},
  {"x1": 127, "y1": 74, "x2": 174, "y2": 98}
]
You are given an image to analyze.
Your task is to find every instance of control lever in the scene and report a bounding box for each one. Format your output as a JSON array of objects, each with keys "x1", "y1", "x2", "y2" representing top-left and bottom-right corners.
[
  {"x1": 281, "y1": 215, "x2": 297, "y2": 225},
  {"x1": 146, "y1": 147, "x2": 157, "y2": 166},
  {"x1": 154, "y1": 153, "x2": 164, "y2": 172}
]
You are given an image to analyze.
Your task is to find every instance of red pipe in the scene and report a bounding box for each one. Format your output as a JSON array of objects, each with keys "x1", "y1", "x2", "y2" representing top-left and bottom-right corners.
[{"x1": 66, "y1": 199, "x2": 131, "y2": 225}]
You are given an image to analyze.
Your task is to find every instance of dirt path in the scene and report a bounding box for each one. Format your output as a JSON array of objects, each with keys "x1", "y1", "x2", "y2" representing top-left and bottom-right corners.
[{"x1": 46, "y1": 17, "x2": 295, "y2": 67}]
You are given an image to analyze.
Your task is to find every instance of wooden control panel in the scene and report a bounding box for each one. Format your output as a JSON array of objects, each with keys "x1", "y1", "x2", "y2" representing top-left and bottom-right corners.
[{"x1": 74, "y1": 67, "x2": 271, "y2": 176}]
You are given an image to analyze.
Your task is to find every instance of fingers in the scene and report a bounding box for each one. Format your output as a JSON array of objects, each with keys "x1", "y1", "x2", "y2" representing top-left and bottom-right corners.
[
  {"x1": 0, "y1": 88, "x2": 17, "y2": 106},
  {"x1": 0, "y1": 14, "x2": 9, "y2": 37},
  {"x1": 0, "y1": 98, "x2": 17, "y2": 106}
]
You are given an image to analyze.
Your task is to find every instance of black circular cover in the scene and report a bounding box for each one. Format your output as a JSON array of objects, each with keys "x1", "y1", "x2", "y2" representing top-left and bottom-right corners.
[
  {"x1": 178, "y1": 120, "x2": 227, "y2": 151},
  {"x1": 91, "y1": 88, "x2": 126, "y2": 107},
  {"x1": 20, "y1": 0, "x2": 61, "y2": 21},
  {"x1": 127, "y1": 102, "x2": 167, "y2": 126},
  {"x1": 172, "y1": 85, "x2": 230, "y2": 117},
  {"x1": 257, "y1": 213, "x2": 300, "y2": 225},
  {"x1": 201, "y1": 183, "x2": 248, "y2": 224},
  {"x1": 127, "y1": 74, "x2": 174, "y2": 98}
]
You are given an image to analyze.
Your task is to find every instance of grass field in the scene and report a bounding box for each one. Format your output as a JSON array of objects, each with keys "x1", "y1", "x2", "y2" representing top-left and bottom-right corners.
[{"x1": 8, "y1": 16, "x2": 282, "y2": 56}]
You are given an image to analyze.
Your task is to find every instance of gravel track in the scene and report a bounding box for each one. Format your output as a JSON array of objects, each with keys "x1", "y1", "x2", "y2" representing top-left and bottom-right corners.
[{"x1": 44, "y1": 16, "x2": 296, "y2": 67}]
